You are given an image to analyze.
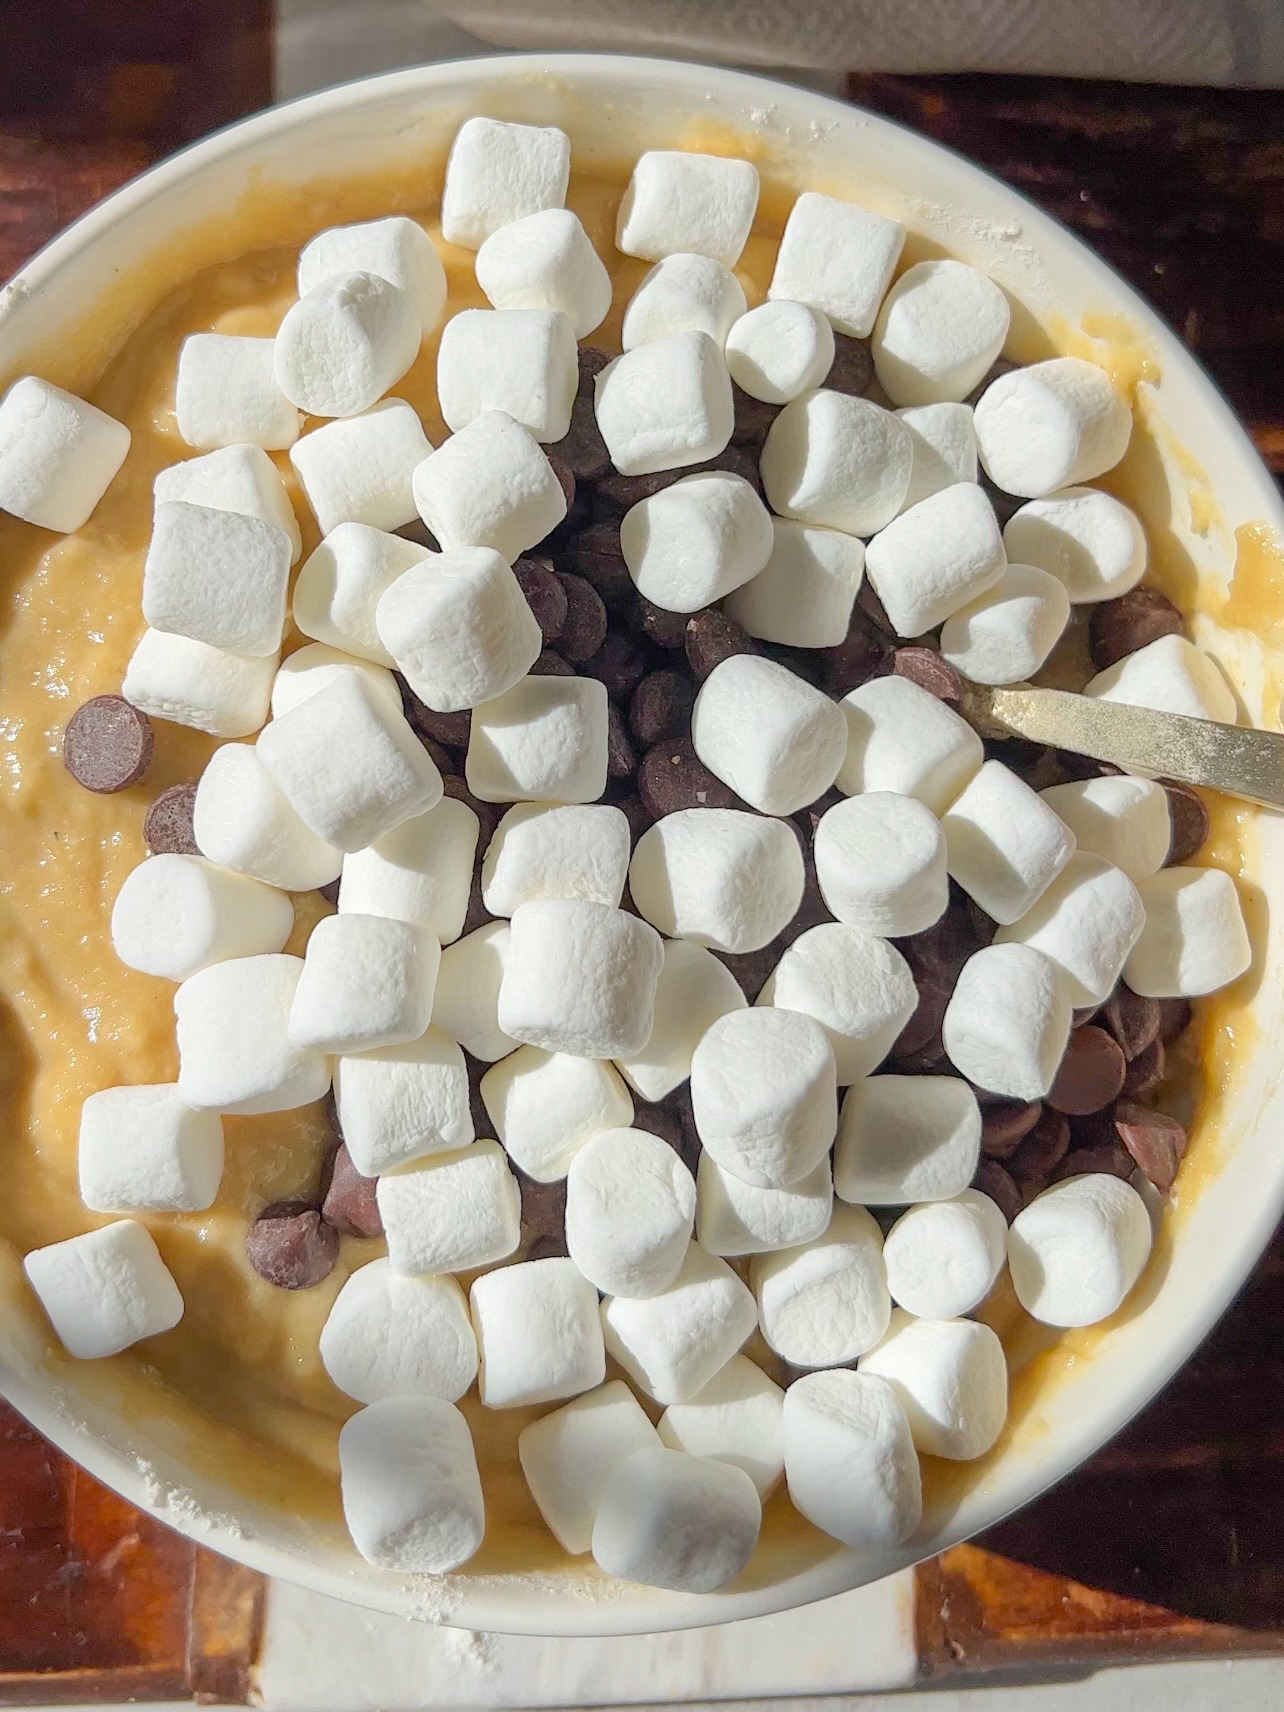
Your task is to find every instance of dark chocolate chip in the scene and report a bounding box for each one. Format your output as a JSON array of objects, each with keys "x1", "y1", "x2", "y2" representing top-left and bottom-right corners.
[
  {"x1": 558, "y1": 523, "x2": 634, "y2": 607},
  {"x1": 1157, "y1": 997, "x2": 1193, "y2": 1042},
  {"x1": 613, "y1": 792, "x2": 654, "y2": 843},
  {"x1": 690, "y1": 440, "x2": 763, "y2": 493},
  {"x1": 888, "y1": 646, "x2": 964, "y2": 704},
  {"x1": 1114, "y1": 1102, "x2": 1187, "y2": 1193},
  {"x1": 594, "y1": 469, "x2": 677, "y2": 512},
  {"x1": 530, "y1": 647, "x2": 576, "y2": 676},
  {"x1": 606, "y1": 703, "x2": 636, "y2": 779},
  {"x1": 245, "y1": 1202, "x2": 339, "y2": 1289},
  {"x1": 580, "y1": 630, "x2": 647, "y2": 701},
  {"x1": 520, "y1": 1174, "x2": 568, "y2": 1246},
  {"x1": 526, "y1": 1233, "x2": 570, "y2": 1262},
  {"x1": 1088, "y1": 586, "x2": 1183, "y2": 672},
  {"x1": 546, "y1": 451, "x2": 576, "y2": 514},
  {"x1": 816, "y1": 615, "x2": 887, "y2": 696},
  {"x1": 144, "y1": 781, "x2": 199, "y2": 854},
  {"x1": 64, "y1": 695, "x2": 154, "y2": 793},
  {"x1": 1162, "y1": 782, "x2": 1211, "y2": 864},
  {"x1": 441, "y1": 774, "x2": 499, "y2": 841},
  {"x1": 395, "y1": 518, "x2": 440, "y2": 550},
  {"x1": 979, "y1": 476, "x2": 1024, "y2": 528},
  {"x1": 638, "y1": 736, "x2": 739, "y2": 817},
  {"x1": 685, "y1": 609, "x2": 756, "y2": 680},
  {"x1": 317, "y1": 877, "x2": 341, "y2": 907},
  {"x1": 1122, "y1": 1036, "x2": 1165, "y2": 1099},
  {"x1": 513, "y1": 556, "x2": 569, "y2": 643},
  {"x1": 401, "y1": 686, "x2": 472, "y2": 750},
  {"x1": 1007, "y1": 1107, "x2": 1071, "y2": 1186},
  {"x1": 714, "y1": 940, "x2": 783, "y2": 1003},
  {"x1": 553, "y1": 395, "x2": 613, "y2": 480},
  {"x1": 963, "y1": 356, "x2": 1019, "y2": 407},
  {"x1": 321, "y1": 1145, "x2": 383, "y2": 1239},
  {"x1": 554, "y1": 572, "x2": 609, "y2": 661},
  {"x1": 856, "y1": 580, "x2": 897, "y2": 638},
  {"x1": 633, "y1": 593, "x2": 690, "y2": 649},
  {"x1": 578, "y1": 347, "x2": 612, "y2": 396},
  {"x1": 1046, "y1": 1026, "x2": 1128, "y2": 1115},
  {"x1": 1102, "y1": 986, "x2": 1162, "y2": 1060},
  {"x1": 634, "y1": 1092, "x2": 703, "y2": 1175},
  {"x1": 972, "y1": 1158, "x2": 1024, "y2": 1223},
  {"x1": 890, "y1": 973, "x2": 951, "y2": 1066},
  {"x1": 826, "y1": 333, "x2": 875, "y2": 397},
  {"x1": 1053, "y1": 1140, "x2": 1135, "y2": 1182},
  {"x1": 630, "y1": 669, "x2": 695, "y2": 746},
  {"x1": 981, "y1": 1100, "x2": 1043, "y2": 1159},
  {"x1": 730, "y1": 385, "x2": 781, "y2": 447}
]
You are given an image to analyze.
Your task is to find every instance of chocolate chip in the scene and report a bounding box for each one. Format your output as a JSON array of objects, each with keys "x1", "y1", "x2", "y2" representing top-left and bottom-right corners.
[
  {"x1": 1053, "y1": 1140, "x2": 1134, "y2": 1182},
  {"x1": 613, "y1": 793, "x2": 654, "y2": 843},
  {"x1": 816, "y1": 616, "x2": 887, "y2": 696},
  {"x1": 1008, "y1": 1107, "x2": 1071, "y2": 1186},
  {"x1": 530, "y1": 647, "x2": 575, "y2": 676},
  {"x1": 888, "y1": 646, "x2": 964, "y2": 704},
  {"x1": 1114, "y1": 1102, "x2": 1186, "y2": 1193},
  {"x1": 972, "y1": 1158, "x2": 1023, "y2": 1223},
  {"x1": 690, "y1": 440, "x2": 763, "y2": 493},
  {"x1": 633, "y1": 593, "x2": 689, "y2": 649},
  {"x1": 558, "y1": 523, "x2": 634, "y2": 606},
  {"x1": 634, "y1": 1092, "x2": 703, "y2": 1175},
  {"x1": 395, "y1": 518, "x2": 440, "y2": 549},
  {"x1": 317, "y1": 877, "x2": 341, "y2": 907},
  {"x1": 606, "y1": 703, "x2": 636, "y2": 779},
  {"x1": 826, "y1": 333, "x2": 875, "y2": 396},
  {"x1": 1046, "y1": 1025, "x2": 1127, "y2": 1115},
  {"x1": 1157, "y1": 997, "x2": 1192, "y2": 1042},
  {"x1": 964, "y1": 356, "x2": 1019, "y2": 407},
  {"x1": 981, "y1": 1099, "x2": 1042, "y2": 1159},
  {"x1": 401, "y1": 686, "x2": 472, "y2": 750},
  {"x1": 144, "y1": 782, "x2": 199, "y2": 854},
  {"x1": 630, "y1": 670, "x2": 695, "y2": 745},
  {"x1": 1122, "y1": 1036, "x2": 1165, "y2": 1098},
  {"x1": 441, "y1": 775, "x2": 499, "y2": 841},
  {"x1": 577, "y1": 347, "x2": 612, "y2": 396},
  {"x1": 714, "y1": 940, "x2": 783, "y2": 1003},
  {"x1": 553, "y1": 572, "x2": 608, "y2": 660},
  {"x1": 581, "y1": 630, "x2": 647, "y2": 700},
  {"x1": 546, "y1": 451, "x2": 576, "y2": 514},
  {"x1": 594, "y1": 469, "x2": 677, "y2": 512},
  {"x1": 321, "y1": 1144, "x2": 383, "y2": 1239},
  {"x1": 685, "y1": 609, "x2": 755, "y2": 680},
  {"x1": 513, "y1": 556, "x2": 569, "y2": 643},
  {"x1": 520, "y1": 1174, "x2": 568, "y2": 1246},
  {"x1": 730, "y1": 385, "x2": 781, "y2": 447},
  {"x1": 245, "y1": 1202, "x2": 339, "y2": 1289},
  {"x1": 1102, "y1": 986, "x2": 1162, "y2": 1060},
  {"x1": 638, "y1": 736, "x2": 739, "y2": 817},
  {"x1": 979, "y1": 476, "x2": 1024, "y2": 528},
  {"x1": 1162, "y1": 782, "x2": 1210, "y2": 864},
  {"x1": 552, "y1": 396, "x2": 612, "y2": 481},
  {"x1": 890, "y1": 973, "x2": 951, "y2": 1066},
  {"x1": 64, "y1": 695, "x2": 154, "y2": 793},
  {"x1": 1088, "y1": 586, "x2": 1183, "y2": 671},
  {"x1": 856, "y1": 580, "x2": 897, "y2": 638}
]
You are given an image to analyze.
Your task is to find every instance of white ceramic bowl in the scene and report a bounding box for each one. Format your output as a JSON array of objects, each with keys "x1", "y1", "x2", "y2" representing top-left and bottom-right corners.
[{"x1": 1, "y1": 55, "x2": 1281, "y2": 1638}]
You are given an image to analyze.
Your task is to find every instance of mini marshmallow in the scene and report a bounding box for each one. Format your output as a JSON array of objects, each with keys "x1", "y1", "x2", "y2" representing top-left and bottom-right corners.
[
  {"x1": 872, "y1": 260, "x2": 1011, "y2": 406},
  {"x1": 175, "y1": 953, "x2": 330, "y2": 1114},
  {"x1": 466, "y1": 675, "x2": 608, "y2": 805},
  {"x1": 723, "y1": 517, "x2": 863, "y2": 648},
  {"x1": 441, "y1": 117, "x2": 571, "y2": 249},
  {"x1": 376, "y1": 546, "x2": 541, "y2": 711},
  {"x1": 1124, "y1": 866, "x2": 1251, "y2": 997},
  {"x1": 783, "y1": 1368, "x2": 922, "y2": 1548},
  {"x1": 475, "y1": 208, "x2": 612, "y2": 338},
  {"x1": 339, "y1": 1396, "x2": 483, "y2": 1573},
  {"x1": 760, "y1": 391, "x2": 912, "y2": 536},
  {"x1": 339, "y1": 797, "x2": 479, "y2": 941},
  {"x1": 1003, "y1": 486, "x2": 1146, "y2": 604},
  {"x1": 154, "y1": 442, "x2": 301, "y2": 560},
  {"x1": 658, "y1": 1356, "x2": 785, "y2": 1498},
  {"x1": 691, "y1": 654, "x2": 848, "y2": 815},
  {"x1": 192, "y1": 742, "x2": 343, "y2": 891},
  {"x1": 270, "y1": 644, "x2": 400, "y2": 719},
  {"x1": 1039, "y1": 776, "x2": 1171, "y2": 883},
  {"x1": 142, "y1": 500, "x2": 290, "y2": 657},
  {"x1": 175, "y1": 334, "x2": 300, "y2": 452},
  {"x1": 0, "y1": 375, "x2": 130, "y2": 532},
  {"x1": 498, "y1": 899, "x2": 663, "y2": 1059},
  {"x1": 690, "y1": 1008, "x2": 837, "y2": 1189},
  {"x1": 377, "y1": 1137, "x2": 521, "y2": 1275},
  {"x1": 617, "y1": 150, "x2": 759, "y2": 268},
  {"x1": 724, "y1": 299, "x2": 835, "y2": 405},
  {"x1": 883, "y1": 1189, "x2": 1009, "y2": 1320},
  {"x1": 1084, "y1": 633, "x2": 1237, "y2": 723},
  {"x1": 629, "y1": 809, "x2": 805, "y2": 954},
  {"x1": 471, "y1": 1256, "x2": 606, "y2": 1409},
  {"x1": 294, "y1": 523, "x2": 430, "y2": 665},
  {"x1": 1009, "y1": 1174, "x2": 1153, "y2": 1327},
  {"x1": 289, "y1": 913, "x2": 438, "y2": 1054},
  {"x1": 697, "y1": 1152, "x2": 833, "y2": 1258},
  {"x1": 941, "y1": 760, "x2": 1077, "y2": 924},
  {"x1": 601, "y1": 1241, "x2": 757, "y2": 1404},
  {"x1": 974, "y1": 357, "x2": 1132, "y2": 498},
  {"x1": 942, "y1": 942, "x2": 1073, "y2": 1101},
  {"x1": 616, "y1": 939, "x2": 746, "y2": 1103},
  {"x1": 835, "y1": 1075, "x2": 981, "y2": 1205},
  {"x1": 860, "y1": 1310, "x2": 1007, "y2": 1460},
  {"x1": 897, "y1": 402, "x2": 979, "y2": 510},
  {"x1": 274, "y1": 272, "x2": 420, "y2": 419},
  {"x1": 938, "y1": 561, "x2": 1071, "y2": 685},
  {"x1": 290, "y1": 399, "x2": 432, "y2": 536},
  {"x1": 111, "y1": 853, "x2": 293, "y2": 981},
  {"x1": 481, "y1": 1047, "x2": 633, "y2": 1181},
  {"x1": 257, "y1": 672, "x2": 443, "y2": 852},
  {"x1": 593, "y1": 1446, "x2": 761, "y2": 1593},
  {"x1": 437, "y1": 307, "x2": 577, "y2": 443},
  {"x1": 621, "y1": 253, "x2": 747, "y2": 351},
  {"x1": 431, "y1": 923, "x2": 516, "y2": 1062},
  {"x1": 122, "y1": 628, "x2": 275, "y2": 738},
  {"x1": 995, "y1": 850, "x2": 1145, "y2": 1007},
  {"x1": 333, "y1": 1027, "x2": 472, "y2": 1175},
  {"x1": 813, "y1": 792, "x2": 948, "y2": 938},
  {"x1": 836, "y1": 674, "x2": 983, "y2": 809},
  {"x1": 482, "y1": 802, "x2": 630, "y2": 917},
  {"x1": 566, "y1": 1127, "x2": 696, "y2": 1298},
  {"x1": 620, "y1": 470, "x2": 774, "y2": 614},
  {"x1": 413, "y1": 410, "x2": 567, "y2": 559},
  {"x1": 519, "y1": 1380, "x2": 663, "y2": 1555},
  {"x1": 768, "y1": 191, "x2": 905, "y2": 338},
  {"x1": 78, "y1": 1085, "x2": 224, "y2": 1214},
  {"x1": 752, "y1": 1204, "x2": 890, "y2": 1368},
  {"x1": 320, "y1": 1259, "x2": 477, "y2": 1403},
  {"x1": 23, "y1": 1221, "x2": 182, "y2": 1360},
  {"x1": 298, "y1": 216, "x2": 447, "y2": 334},
  {"x1": 758, "y1": 923, "x2": 918, "y2": 1084},
  {"x1": 864, "y1": 482, "x2": 1006, "y2": 638},
  {"x1": 594, "y1": 331, "x2": 734, "y2": 477}
]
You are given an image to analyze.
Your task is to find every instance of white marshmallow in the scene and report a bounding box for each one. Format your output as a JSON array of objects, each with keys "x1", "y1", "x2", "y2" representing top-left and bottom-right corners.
[
  {"x1": 974, "y1": 357, "x2": 1132, "y2": 498},
  {"x1": 270, "y1": 643, "x2": 400, "y2": 719},
  {"x1": 142, "y1": 500, "x2": 290, "y2": 658},
  {"x1": 566, "y1": 1127, "x2": 696, "y2": 1298},
  {"x1": 593, "y1": 1446, "x2": 761, "y2": 1593},
  {"x1": 1039, "y1": 776, "x2": 1171, "y2": 883},
  {"x1": 289, "y1": 913, "x2": 438, "y2": 1054},
  {"x1": 298, "y1": 216, "x2": 446, "y2": 334},
  {"x1": 620, "y1": 470, "x2": 774, "y2": 614},
  {"x1": 274, "y1": 272, "x2": 420, "y2": 419},
  {"x1": 758, "y1": 923, "x2": 918, "y2": 1084},
  {"x1": 320, "y1": 1259, "x2": 477, "y2": 1403},
  {"x1": 154, "y1": 443, "x2": 301, "y2": 561},
  {"x1": 481, "y1": 1047, "x2": 633, "y2": 1182},
  {"x1": 519, "y1": 1381, "x2": 663, "y2": 1555},
  {"x1": 78, "y1": 1085, "x2": 224, "y2": 1214},
  {"x1": 175, "y1": 953, "x2": 330, "y2": 1114},
  {"x1": 601, "y1": 1241, "x2": 757, "y2": 1404},
  {"x1": 333, "y1": 1027, "x2": 471, "y2": 1175},
  {"x1": 192, "y1": 742, "x2": 343, "y2": 891},
  {"x1": 724, "y1": 518, "x2": 863, "y2": 648},
  {"x1": 290, "y1": 399, "x2": 431, "y2": 536},
  {"x1": 657, "y1": 1356, "x2": 785, "y2": 1498},
  {"x1": 257, "y1": 671, "x2": 443, "y2": 852},
  {"x1": 23, "y1": 1221, "x2": 182, "y2": 1360},
  {"x1": 378, "y1": 1137, "x2": 521, "y2": 1275},
  {"x1": 413, "y1": 410, "x2": 567, "y2": 559},
  {"x1": 1010, "y1": 1174, "x2": 1153, "y2": 1327},
  {"x1": 691, "y1": 654, "x2": 848, "y2": 815},
  {"x1": 339, "y1": 797, "x2": 480, "y2": 941},
  {"x1": 864, "y1": 482, "x2": 1006, "y2": 638},
  {"x1": 941, "y1": 759, "x2": 1077, "y2": 924},
  {"x1": 593, "y1": 331, "x2": 734, "y2": 477},
  {"x1": 471, "y1": 1256, "x2": 606, "y2": 1409},
  {"x1": 942, "y1": 943, "x2": 1073, "y2": 1101},
  {"x1": 897, "y1": 402, "x2": 978, "y2": 510},
  {"x1": 768, "y1": 191, "x2": 905, "y2": 338},
  {"x1": 859, "y1": 1310, "x2": 1008, "y2": 1460},
  {"x1": 122, "y1": 629, "x2": 274, "y2": 739},
  {"x1": 813, "y1": 792, "x2": 948, "y2": 938},
  {"x1": 431, "y1": 923, "x2": 516, "y2": 1062},
  {"x1": 475, "y1": 208, "x2": 612, "y2": 339},
  {"x1": 617, "y1": 150, "x2": 759, "y2": 268},
  {"x1": 437, "y1": 307, "x2": 577, "y2": 443},
  {"x1": 339, "y1": 1396, "x2": 483, "y2": 1573},
  {"x1": 616, "y1": 939, "x2": 746, "y2": 1103},
  {"x1": 1124, "y1": 866, "x2": 1251, "y2": 998},
  {"x1": 760, "y1": 391, "x2": 912, "y2": 535},
  {"x1": 883, "y1": 1189, "x2": 1008, "y2": 1320},
  {"x1": 175, "y1": 334, "x2": 300, "y2": 452},
  {"x1": 837, "y1": 674, "x2": 983, "y2": 809},
  {"x1": 835, "y1": 1075, "x2": 981, "y2": 1205},
  {"x1": 441, "y1": 117, "x2": 571, "y2": 249},
  {"x1": 690, "y1": 1008, "x2": 837, "y2": 1190},
  {"x1": 498, "y1": 900, "x2": 663, "y2": 1059},
  {"x1": 1003, "y1": 486, "x2": 1146, "y2": 603},
  {"x1": 995, "y1": 850, "x2": 1146, "y2": 1007},
  {"x1": 481, "y1": 802, "x2": 630, "y2": 916},
  {"x1": 1084, "y1": 633, "x2": 1237, "y2": 723},
  {"x1": 939, "y1": 561, "x2": 1071, "y2": 685},
  {"x1": 724, "y1": 299, "x2": 835, "y2": 405},
  {"x1": 466, "y1": 675, "x2": 608, "y2": 805},
  {"x1": 111, "y1": 853, "x2": 292, "y2": 981},
  {"x1": 629, "y1": 809, "x2": 805, "y2": 954},
  {"x1": 753, "y1": 1204, "x2": 890, "y2": 1368},
  {"x1": 696, "y1": 1152, "x2": 832, "y2": 1258},
  {"x1": 621, "y1": 253, "x2": 747, "y2": 351},
  {"x1": 872, "y1": 260, "x2": 1011, "y2": 406},
  {"x1": 0, "y1": 375, "x2": 130, "y2": 532},
  {"x1": 294, "y1": 523, "x2": 429, "y2": 665},
  {"x1": 782, "y1": 1368, "x2": 922, "y2": 1548}
]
